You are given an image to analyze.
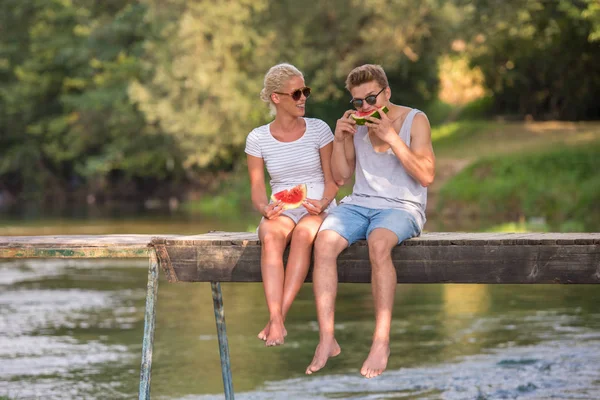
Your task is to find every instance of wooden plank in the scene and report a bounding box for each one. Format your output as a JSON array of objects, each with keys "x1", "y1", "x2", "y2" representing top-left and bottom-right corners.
[
  {"x1": 0, "y1": 235, "x2": 175, "y2": 258},
  {"x1": 0, "y1": 246, "x2": 150, "y2": 258},
  {"x1": 152, "y1": 235, "x2": 600, "y2": 284},
  {"x1": 339, "y1": 244, "x2": 600, "y2": 284},
  {"x1": 1, "y1": 232, "x2": 598, "y2": 251},
  {"x1": 0, "y1": 234, "x2": 157, "y2": 247},
  {"x1": 156, "y1": 232, "x2": 600, "y2": 246},
  {"x1": 1, "y1": 234, "x2": 599, "y2": 284}
]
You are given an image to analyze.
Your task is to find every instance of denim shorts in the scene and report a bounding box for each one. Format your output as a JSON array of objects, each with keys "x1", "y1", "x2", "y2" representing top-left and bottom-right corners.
[{"x1": 318, "y1": 204, "x2": 420, "y2": 246}]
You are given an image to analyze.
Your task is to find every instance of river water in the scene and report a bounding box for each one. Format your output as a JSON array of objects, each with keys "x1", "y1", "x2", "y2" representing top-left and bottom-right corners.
[{"x1": 0, "y1": 212, "x2": 599, "y2": 399}]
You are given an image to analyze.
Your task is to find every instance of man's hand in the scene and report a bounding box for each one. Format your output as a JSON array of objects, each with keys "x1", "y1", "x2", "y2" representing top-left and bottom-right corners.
[
  {"x1": 263, "y1": 201, "x2": 284, "y2": 219},
  {"x1": 334, "y1": 110, "x2": 358, "y2": 142},
  {"x1": 365, "y1": 107, "x2": 398, "y2": 144}
]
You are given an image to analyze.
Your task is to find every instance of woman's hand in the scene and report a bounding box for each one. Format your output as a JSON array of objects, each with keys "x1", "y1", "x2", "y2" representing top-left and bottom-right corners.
[
  {"x1": 302, "y1": 197, "x2": 329, "y2": 215},
  {"x1": 263, "y1": 202, "x2": 284, "y2": 219}
]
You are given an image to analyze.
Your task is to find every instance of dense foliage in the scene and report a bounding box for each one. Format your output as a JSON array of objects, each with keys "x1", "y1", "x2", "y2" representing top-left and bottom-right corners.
[{"x1": 0, "y1": 0, "x2": 598, "y2": 203}]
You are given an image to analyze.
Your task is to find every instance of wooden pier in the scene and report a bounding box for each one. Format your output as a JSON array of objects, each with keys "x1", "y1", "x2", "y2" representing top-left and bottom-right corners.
[{"x1": 1, "y1": 232, "x2": 599, "y2": 399}]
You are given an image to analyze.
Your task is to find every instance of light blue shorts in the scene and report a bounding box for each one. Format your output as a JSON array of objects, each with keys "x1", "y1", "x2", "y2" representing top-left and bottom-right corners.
[{"x1": 318, "y1": 204, "x2": 420, "y2": 246}]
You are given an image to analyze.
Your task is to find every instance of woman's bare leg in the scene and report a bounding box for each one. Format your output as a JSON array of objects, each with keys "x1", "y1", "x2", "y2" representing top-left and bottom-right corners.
[
  {"x1": 260, "y1": 214, "x2": 326, "y2": 343},
  {"x1": 281, "y1": 215, "x2": 325, "y2": 317},
  {"x1": 257, "y1": 216, "x2": 295, "y2": 346}
]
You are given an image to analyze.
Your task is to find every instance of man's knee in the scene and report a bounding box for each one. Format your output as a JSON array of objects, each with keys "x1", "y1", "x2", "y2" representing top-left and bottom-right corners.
[
  {"x1": 314, "y1": 230, "x2": 346, "y2": 261},
  {"x1": 367, "y1": 234, "x2": 396, "y2": 266}
]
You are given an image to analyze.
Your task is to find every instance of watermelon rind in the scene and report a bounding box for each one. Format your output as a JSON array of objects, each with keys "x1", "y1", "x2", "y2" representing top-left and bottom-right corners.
[
  {"x1": 270, "y1": 183, "x2": 307, "y2": 210},
  {"x1": 351, "y1": 106, "x2": 389, "y2": 125}
]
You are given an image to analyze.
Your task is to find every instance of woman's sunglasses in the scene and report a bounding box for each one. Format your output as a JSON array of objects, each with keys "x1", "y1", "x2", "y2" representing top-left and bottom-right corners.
[
  {"x1": 350, "y1": 87, "x2": 386, "y2": 109},
  {"x1": 274, "y1": 86, "x2": 311, "y2": 101}
]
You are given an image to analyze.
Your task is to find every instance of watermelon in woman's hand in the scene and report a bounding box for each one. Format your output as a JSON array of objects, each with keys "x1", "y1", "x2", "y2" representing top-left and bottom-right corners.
[
  {"x1": 351, "y1": 106, "x2": 389, "y2": 125},
  {"x1": 270, "y1": 184, "x2": 307, "y2": 210}
]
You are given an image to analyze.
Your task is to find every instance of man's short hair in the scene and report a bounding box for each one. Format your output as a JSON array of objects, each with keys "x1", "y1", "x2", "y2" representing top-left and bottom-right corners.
[{"x1": 345, "y1": 64, "x2": 389, "y2": 91}]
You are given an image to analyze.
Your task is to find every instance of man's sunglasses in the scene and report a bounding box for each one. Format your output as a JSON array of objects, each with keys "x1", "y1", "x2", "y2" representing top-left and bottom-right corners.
[
  {"x1": 350, "y1": 87, "x2": 386, "y2": 109},
  {"x1": 274, "y1": 86, "x2": 311, "y2": 101}
]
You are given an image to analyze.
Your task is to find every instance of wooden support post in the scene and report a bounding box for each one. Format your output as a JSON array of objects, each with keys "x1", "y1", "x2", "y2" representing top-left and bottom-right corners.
[
  {"x1": 139, "y1": 248, "x2": 160, "y2": 400},
  {"x1": 211, "y1": 282, "x2": 235, "y2": 400}
]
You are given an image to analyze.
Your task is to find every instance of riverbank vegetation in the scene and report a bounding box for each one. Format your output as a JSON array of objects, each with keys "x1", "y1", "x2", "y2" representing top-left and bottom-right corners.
[
  {"x1": 1, "y1": 0, "x2": 598, "y2": 231},
  {"x1": 438, "y1": 139, "x2": 600, "y2": 232}
]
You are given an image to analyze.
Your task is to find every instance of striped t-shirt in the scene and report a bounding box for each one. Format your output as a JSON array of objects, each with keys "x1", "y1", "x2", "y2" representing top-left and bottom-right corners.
[{"x1": 245, "y1": 118, "x2": 334, "y2": 194}]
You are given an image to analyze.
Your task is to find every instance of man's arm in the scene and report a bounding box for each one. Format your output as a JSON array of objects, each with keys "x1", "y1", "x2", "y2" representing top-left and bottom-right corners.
[
  {"x1": 331, "y1": 136, "x2": 355, "y2": 185},
  {"x1": 389, "y1": 113, "x2": 435, "y2": 187},
  {"x1": 331, "y1": 110, "x2": 357, "y2": 186}
]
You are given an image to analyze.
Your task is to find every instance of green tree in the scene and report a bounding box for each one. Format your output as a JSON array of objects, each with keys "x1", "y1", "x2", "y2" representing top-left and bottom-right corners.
[
  {"x1": 131, "y1": 0, "x2": 454, "y2": 171},
  {"x1": 262, "y1": 0, "x2": 454, "y2": 121},
  {"x1": 129, "y1": 0, "x2": 274, "y2": 172},
  {"x1": 0, "y1": 0, "x2": 184, "y2": 203},
  {"x1": 455, "y1": 0, "x2": 600, "y2": 120}
]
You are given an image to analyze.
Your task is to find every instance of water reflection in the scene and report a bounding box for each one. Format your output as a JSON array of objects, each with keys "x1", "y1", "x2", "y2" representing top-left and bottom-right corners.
[
  {"x1": 439, "y1": 284, "x2": 491, "y2": 359},
  {"x1": 0, "y1": 260, "x2": 145, "y2": 399},
  {"x1": 1, "y1": 213, "x2": 600, "y2": 399},
  {"x1": 0, "y1": 209, "x2": 258, "y2": 236},
  {"x1": 187, "y1": 332, "x2": 600, "y2": 400},
  {"x1": 1, "y1": 258, "x2": 600, "y2": 399}
]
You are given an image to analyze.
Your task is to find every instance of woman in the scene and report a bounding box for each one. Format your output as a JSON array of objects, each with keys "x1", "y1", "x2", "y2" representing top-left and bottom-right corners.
[{"x1": 245, "y1": 63, "x2": 338, "y2": 346}]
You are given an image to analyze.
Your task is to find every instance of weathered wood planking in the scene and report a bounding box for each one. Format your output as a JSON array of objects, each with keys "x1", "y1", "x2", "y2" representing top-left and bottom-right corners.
[
  {"x1": 0, "y1": 235, "x2": 163, "y2": 258},
  {"x1": 1, "y1": 232, "x2": 599, "y2": 284},
  {"x1": 152, "y1": 232, "x2": 600, "y2": 284}
]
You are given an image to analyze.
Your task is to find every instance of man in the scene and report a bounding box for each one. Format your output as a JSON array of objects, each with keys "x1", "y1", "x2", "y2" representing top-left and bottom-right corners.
[{"x1": 305, "y1": 64, "x2": 435, "y2": 378}]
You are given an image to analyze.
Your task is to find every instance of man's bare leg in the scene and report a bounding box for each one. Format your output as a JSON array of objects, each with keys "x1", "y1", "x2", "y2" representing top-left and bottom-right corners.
[
  {"x1": 259, "y1": 214, "x2": 325, "y2": 343},
  {"x1": 305, "y1": 229, "x2": 347, "y2": 374},
  {"x1": 360, "y1": 228, "x2": 398, "y2": 378},
  {"x1": 257, "y1": 217, "x2": 295, "y2": 346}
]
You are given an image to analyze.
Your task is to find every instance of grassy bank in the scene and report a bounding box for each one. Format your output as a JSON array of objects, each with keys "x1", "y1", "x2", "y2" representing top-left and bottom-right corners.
[
  {"x1": 432, "y1": 120, "x2": 600, "y2": 160},
  {"x1": 438, "y1": 142, "x2": 600, "y2": 232}
]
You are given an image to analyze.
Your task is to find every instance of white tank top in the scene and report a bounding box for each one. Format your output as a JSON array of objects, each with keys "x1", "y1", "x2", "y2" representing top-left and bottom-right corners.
[{"x1": 339, "y1": 108, "x2": 427, "y2": 229}]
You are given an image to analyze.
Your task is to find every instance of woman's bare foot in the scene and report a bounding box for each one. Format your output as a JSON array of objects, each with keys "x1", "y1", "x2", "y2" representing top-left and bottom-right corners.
[
  {"x1": 360, "y1": 339, "x2": 390, "y2": 378},
  {"x1": 257, "y1": 321, "x2": 287, "y2": 341},
  {"x1": 265, "y1": 318, "x2": 286, "y2": 346},
  {"x1": 305, "y1": 338, "x2": 341, "y2": 374}
]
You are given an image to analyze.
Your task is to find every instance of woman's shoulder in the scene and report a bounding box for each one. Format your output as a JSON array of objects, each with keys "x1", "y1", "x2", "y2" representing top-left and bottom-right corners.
[{"x1": 247, "y1": 123, "x2": 270, "y2": 138}]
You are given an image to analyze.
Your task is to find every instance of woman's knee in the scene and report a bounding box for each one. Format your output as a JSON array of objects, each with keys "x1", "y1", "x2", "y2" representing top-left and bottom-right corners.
[
  {"x1": 291, "y1": 224, "x2": 318, "y2": 245},
  {"x1": 260, "y1": 229, "x2": 287, "y2": 252}
]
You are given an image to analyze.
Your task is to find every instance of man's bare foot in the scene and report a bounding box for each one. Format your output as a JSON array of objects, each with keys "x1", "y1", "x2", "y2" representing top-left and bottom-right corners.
[
  {"x1": 360, "y1": 339, "x2": 390, "y2": 378},
  {"x1": 305, "y1": 338, "x2": 341, "y2": 375},
  {"x1": 265, "y1": 318, "x2": 286, "y2": 346},
  {"x1": 257, "y1": 322, "x2": 287, "y2": 341}
]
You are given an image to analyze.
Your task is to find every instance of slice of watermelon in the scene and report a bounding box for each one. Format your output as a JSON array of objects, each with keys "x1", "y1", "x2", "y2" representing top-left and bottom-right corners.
[
  {"x1": 351, "y1": 106, "x2": 389, "y2": 125},
  {"x1": 270, "y1": 184, "x2": 307, "y2": 210}
]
